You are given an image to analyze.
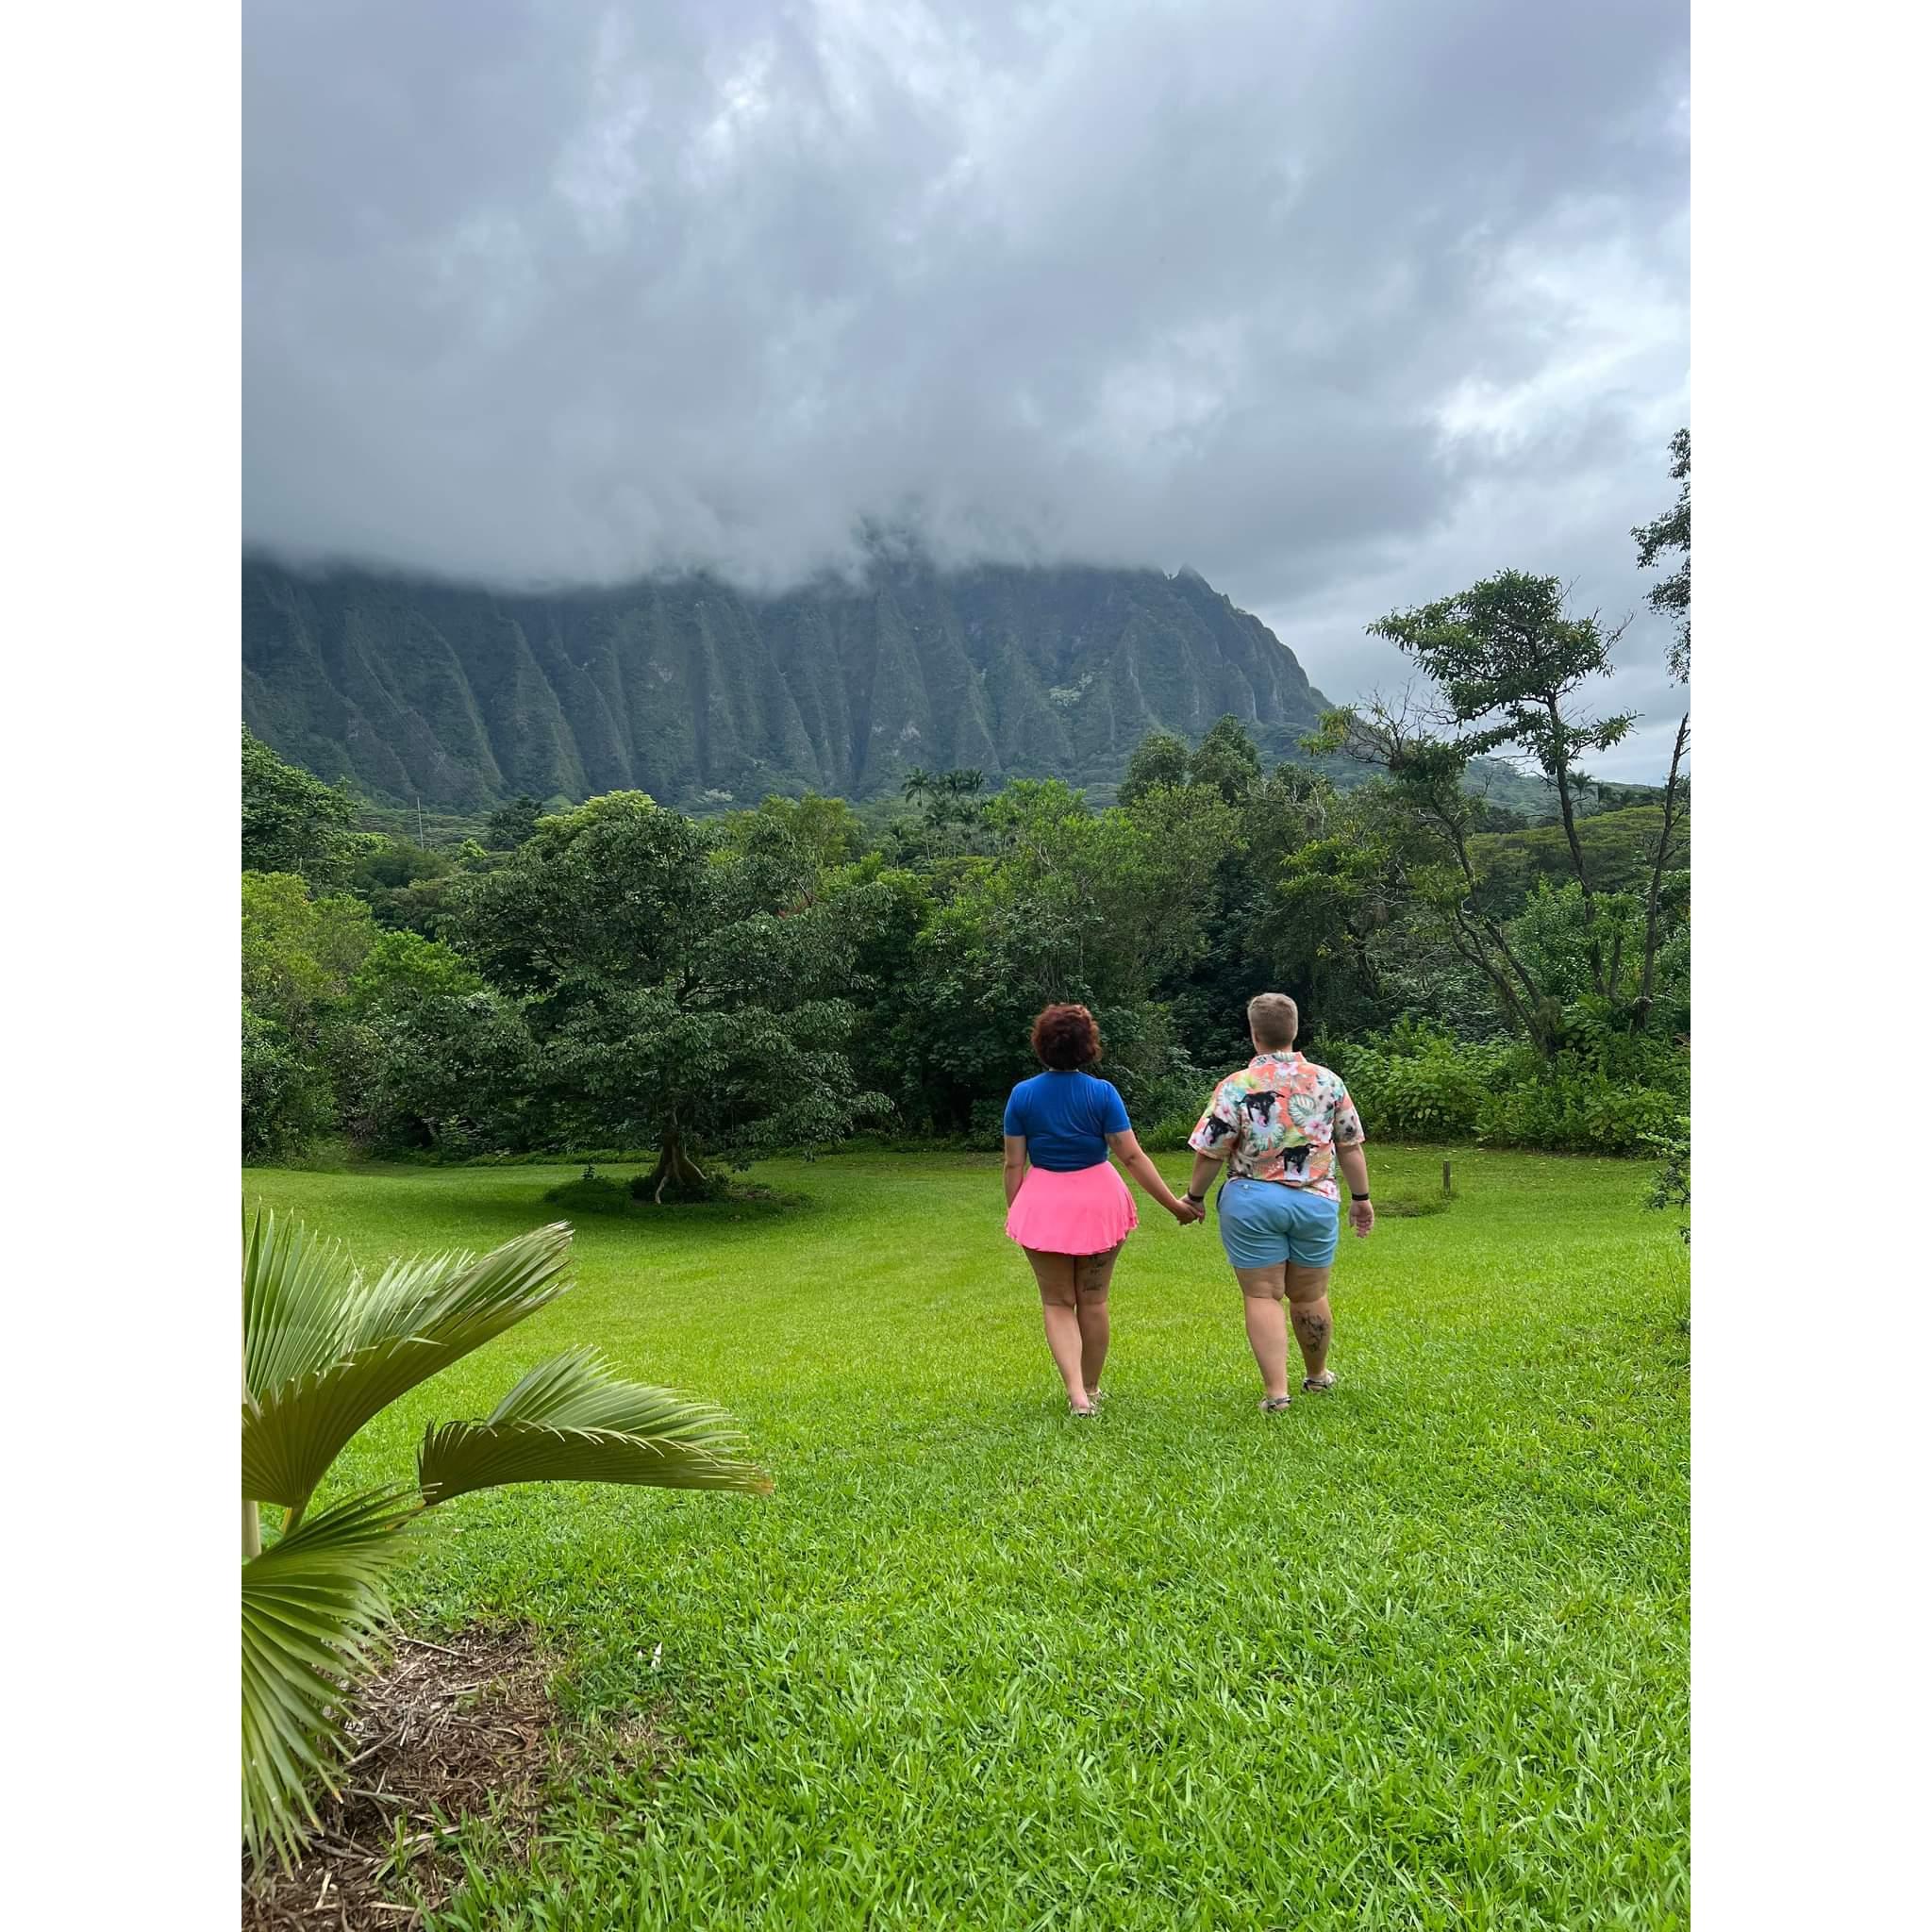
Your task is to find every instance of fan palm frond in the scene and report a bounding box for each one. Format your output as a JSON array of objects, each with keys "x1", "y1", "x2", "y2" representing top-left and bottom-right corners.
[
  {"x1": 418, "y1": 1346, "x2": 774, "y2": 1504},
  {"x1": 242, "y1": 1212, "x2": 574, "y2": 1512},
  {"x1": 242, "y1": 1208, "x2": 358, "y2": 1401},
  {"x1": 241, "y1": 1487, "x2": 421, "y2": 1867},
  {"x1": 242, "y1": 1213, "x2": 772, "y2": 1868}
]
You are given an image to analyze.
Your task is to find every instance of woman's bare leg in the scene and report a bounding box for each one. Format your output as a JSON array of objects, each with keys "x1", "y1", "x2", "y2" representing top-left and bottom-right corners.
[
  {"x1": 1285, "y1": 1262, "x2": 1334, "y2": 1383},
  {"x1": 1024, "y1": 1248, "x2": 1091, "y2": 1407},
  {"x1": 1234, "y1": 1262, "x2": 1291, "y2": 1403},
  {"x1": 1074, "y1": 1244, "x2": 1122, "y2": 1401}
]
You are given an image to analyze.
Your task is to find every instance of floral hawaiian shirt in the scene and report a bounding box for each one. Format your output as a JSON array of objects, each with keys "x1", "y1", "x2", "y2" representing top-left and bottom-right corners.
[{"x1": 1188, "y1": 1051, "x2": 1366, "y2": 1202}]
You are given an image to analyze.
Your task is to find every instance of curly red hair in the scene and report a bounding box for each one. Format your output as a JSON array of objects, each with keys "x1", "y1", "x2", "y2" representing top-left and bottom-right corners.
[{"x1": 1030, "y1": 1003, "x2": 1102, "y2": 1070}]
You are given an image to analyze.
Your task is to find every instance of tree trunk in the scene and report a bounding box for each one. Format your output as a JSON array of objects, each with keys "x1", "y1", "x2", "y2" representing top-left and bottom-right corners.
[
  {"x1": 1547, "y1": 699, "x2": 1593, "y2": 902},
  {"x1": 1427, "y1": 783, "x2": 1557, "y2": 1058},
  {"x1": 1605, "y1": 922, "x2": 1627, "y2": 1002},
  {"x1": 1546, "y1": 697, "x2": 1608, "y2": 998},
  {"x1": 1632, "y1": 711, "x2": 1690, "y2": 1030},
  {"x1": 1448, "y1": 907, "x2": 1550, "y2": 1053},
  {"x1": 645, "y1": 1128, "x2": 710, "y2": 1203}
]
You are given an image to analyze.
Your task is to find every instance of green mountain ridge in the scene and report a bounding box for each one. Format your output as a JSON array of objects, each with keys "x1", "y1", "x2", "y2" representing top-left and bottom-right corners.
[
  {"x1": 242, "y1": 556, "x2": 1345, "y2": 811},
  {"x1": 244, "y1": 555, "x2": 1607, "y2": 820}
]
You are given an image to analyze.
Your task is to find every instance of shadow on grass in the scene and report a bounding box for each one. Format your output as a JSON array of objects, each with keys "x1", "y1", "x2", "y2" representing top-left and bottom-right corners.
[
  {"x1": 244, "y1": 1168, "x2": 827, "y2": 1251},
  {"x1": 1375, "y1": 1193, "x2": 1454, "y2": 1219},
  {"x1": 542, "y1": 1173, "x2": 810, "y2": 1225}
]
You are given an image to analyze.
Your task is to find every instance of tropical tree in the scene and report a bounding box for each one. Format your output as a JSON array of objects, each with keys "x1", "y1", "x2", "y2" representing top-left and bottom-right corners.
[
  {"x1": 1632, "y1": 428, "x2": 1690, "y2": 684},
  {"x1": 1631, "y1": 428, "x2": 1691, "y2": 1031},
  {"x1": 1115, "y1": 728, "x2": 1191, "y2": 806},
  {"x1": 1162, "y1": 761, "x2": 1393, "y2": 1061},
  {"x1": 483, "y1": 793, "x2": 545, "y2": 852},
  {"x1": 242, "y1": 728, "x2": 367, "y2": 887},
  {"x1": 1367, "y1": 571, "x2": 1635, "y2": 946},
  {"x1": 1312, "y1": 569, "x2": 1644, "y2": 1030},
  {"x1": 354, "y1": 985, "x2": 541, "y2": 1155},
  {"x1": 242, "y1": 874, "x2": 378, "y2": 1027},
  {"x1": 242, "y1": 1006, "x2": 337, "y2": 1161},
  {"x1": 349, "y1": 835, "x2": 458, "y2": 936},
  {"x1": 241, "y1": 874, "x2": 380, "y2": 1157},
  {"x1": 908, "y1": 779, "x2": 1234, "y2": 1123},
  {"x1": 902, "y1": 766, "x2": 985, "y2": 816},
  {"x1": 242, "y1": 1212, "x2": 770, "y2": 1867},
  {"x1": 1186, "y1": 714, "x2": 1264, "y2": 806},
  {"x1": 720, "y1": 791, "x2": 867, "y2": 876},
  {"x1": 1307, "y1": 702, "x2": 1567, "y2": 1052},
  {"x1": 452, "y1": 791, "x2": 889, "y2": 1195},
  {"x1": 896, "y1": 766, "x2": 991, "y2": 859}
]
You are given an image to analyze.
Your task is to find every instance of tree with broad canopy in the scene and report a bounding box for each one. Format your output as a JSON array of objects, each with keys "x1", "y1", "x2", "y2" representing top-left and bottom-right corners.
[{"x1": 452, "y1": 791, "x2": 891, "y2": 1195}]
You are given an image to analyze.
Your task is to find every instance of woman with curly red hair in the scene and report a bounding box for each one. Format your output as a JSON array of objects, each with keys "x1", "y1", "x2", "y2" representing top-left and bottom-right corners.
[{"x1": 1003, "y1": 1003, "x2": 1202, "y2": 1415}]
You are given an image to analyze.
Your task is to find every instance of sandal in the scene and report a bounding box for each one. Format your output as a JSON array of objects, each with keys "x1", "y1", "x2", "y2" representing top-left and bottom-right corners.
[
  {"x1": 1259, "y1": 1394, "x2": 1293, "y2": 1414},
  {"x1": 1070, "y1": 1401, "x2": 1098, "y2": 1418},
  {"x1": 1302, "y1": 1371, "x2": 1337, "y2": 1393}
]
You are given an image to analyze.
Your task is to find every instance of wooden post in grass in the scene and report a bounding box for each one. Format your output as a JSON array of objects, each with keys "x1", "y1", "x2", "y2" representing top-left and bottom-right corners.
[{"x1": 1442, "y1": 1159, "x2": 1453, "y2": 1199}]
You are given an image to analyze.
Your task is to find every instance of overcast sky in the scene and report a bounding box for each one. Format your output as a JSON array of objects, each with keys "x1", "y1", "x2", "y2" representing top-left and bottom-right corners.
[{"x1": 244, "y1": 0, "x2": 1690, "y2": 780}]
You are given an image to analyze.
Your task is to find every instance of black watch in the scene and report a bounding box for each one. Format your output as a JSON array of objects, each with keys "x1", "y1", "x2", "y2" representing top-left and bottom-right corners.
[
  {"x1": 1185, "y1": 1191, "x2": 1206, "y2": 1206},
  {"x1": 1350, "y1": 1191, "x2": 1372, "y2": 1202}
]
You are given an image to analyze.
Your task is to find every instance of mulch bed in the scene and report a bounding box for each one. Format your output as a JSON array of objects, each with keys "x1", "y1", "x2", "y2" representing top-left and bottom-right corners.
[{"x1": 242, "y1": 1625, "x2": 661, "y2": 1931}]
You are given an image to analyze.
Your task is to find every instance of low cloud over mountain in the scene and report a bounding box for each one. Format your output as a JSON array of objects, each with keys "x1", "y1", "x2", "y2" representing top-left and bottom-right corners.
[{"x1": 244, "y1": 0, "x2": 1689, "y2": 776}]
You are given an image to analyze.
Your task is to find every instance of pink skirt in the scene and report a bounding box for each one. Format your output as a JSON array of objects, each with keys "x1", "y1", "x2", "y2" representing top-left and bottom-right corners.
[{"x1": 1006, "y1": 1160, "x2": 1139, "y2": 1255}]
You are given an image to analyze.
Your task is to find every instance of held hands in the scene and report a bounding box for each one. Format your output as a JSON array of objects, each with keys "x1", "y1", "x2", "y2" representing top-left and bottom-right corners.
[{"x1": 1171, "y1": 1193, "x2": 1206, "y2": 1225}]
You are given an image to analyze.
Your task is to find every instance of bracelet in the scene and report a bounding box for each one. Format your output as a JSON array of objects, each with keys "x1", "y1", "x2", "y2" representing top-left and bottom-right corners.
[
  {"x1": 1184, "y1": 1191, "x2": 1205, "y2": 1206},
  {"x1": 1350, "y1": 1191, "x2": 1371, "y2": 1202}
]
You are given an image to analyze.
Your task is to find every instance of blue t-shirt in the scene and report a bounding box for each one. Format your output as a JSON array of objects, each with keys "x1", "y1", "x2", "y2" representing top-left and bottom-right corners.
[{"x1": 1003, "y1": 1070, "x2": 1131, "y2": 1172}]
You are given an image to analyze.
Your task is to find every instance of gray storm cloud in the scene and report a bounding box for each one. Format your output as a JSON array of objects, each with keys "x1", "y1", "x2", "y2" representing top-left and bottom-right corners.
[{"x1": 243, "y1": 0, "x2": 1689, "y2": 777}]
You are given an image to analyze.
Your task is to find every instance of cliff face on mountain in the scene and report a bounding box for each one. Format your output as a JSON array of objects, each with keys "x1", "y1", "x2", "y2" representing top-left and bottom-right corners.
[{"x1": 242, "y1": 558, "x2": 1333, "y2": 810}]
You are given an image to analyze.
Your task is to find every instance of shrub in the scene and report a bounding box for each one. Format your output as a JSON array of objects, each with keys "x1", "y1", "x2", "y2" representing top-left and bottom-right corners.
[
  {"x1": 1138, "y1": 1108, "x2": 1204, "y2": 1153},
  {"x1": 242, "y1": 1004, "x2": 337, "y2": 1161},
  {"x1": 1325, "y1": 1022, "x2": 1507, "y2": 1142},
  {"x1": 541, "y1": 1173, "x2": 634, "y2": 1215},
  {"x1": 1128, "y1": 1057, "x2": 1214, "y2": 1125},
  {"x1": 1317, "y1": 1017, "x2": 1687, "y2": 1156},
  {"x1": 1478, "y1": 1062, "x2": 1680, "y2": 1155},
  {"x1": 1643, "y1": 1113, "x2": 1690, "y2": 1240}
]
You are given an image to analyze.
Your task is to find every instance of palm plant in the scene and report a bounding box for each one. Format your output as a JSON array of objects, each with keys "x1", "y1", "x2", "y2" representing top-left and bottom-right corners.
[{"x1": 242, "y1": 1209, "x2": 771, "y2": 1867}]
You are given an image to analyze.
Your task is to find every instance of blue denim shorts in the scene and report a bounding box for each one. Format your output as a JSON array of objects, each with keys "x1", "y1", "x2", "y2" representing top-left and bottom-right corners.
[{"x1": 1216, "y1": 1177, "x2": 1341, "y2": 1270}]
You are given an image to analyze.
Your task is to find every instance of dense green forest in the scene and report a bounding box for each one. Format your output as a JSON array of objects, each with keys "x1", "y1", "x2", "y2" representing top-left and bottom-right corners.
[{"x1": 242, "y1": 441, "x2": 1690, "y2": 1180}]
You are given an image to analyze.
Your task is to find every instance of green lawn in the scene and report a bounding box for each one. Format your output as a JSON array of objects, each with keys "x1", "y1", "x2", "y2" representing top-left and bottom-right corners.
[{"x1": 245, "y1": 1147, "x2": 1689, "y2": 1931}]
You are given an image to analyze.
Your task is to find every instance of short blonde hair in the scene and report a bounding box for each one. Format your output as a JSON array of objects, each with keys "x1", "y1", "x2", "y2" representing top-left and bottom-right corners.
[{"x1": 1247, "y1": 991, "x2": 1299, "y2": 1049}]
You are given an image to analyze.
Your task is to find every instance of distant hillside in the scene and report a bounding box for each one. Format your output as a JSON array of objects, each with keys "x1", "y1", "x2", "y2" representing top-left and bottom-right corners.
[
  {"x1": 242, "y1": 558, "x2": 1338, "y2": 812},
  {"x1": 1472, "y1": 803, "x2": 1690, "y2": 908}
]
